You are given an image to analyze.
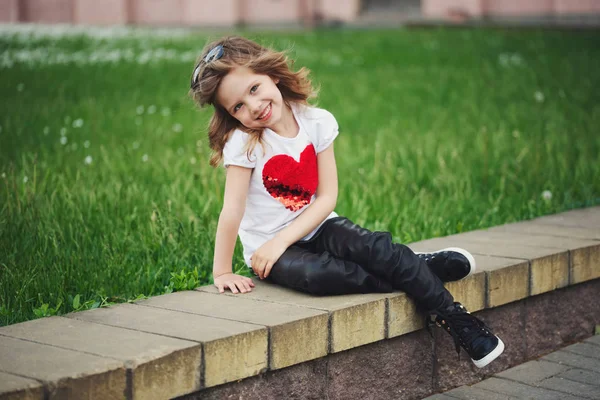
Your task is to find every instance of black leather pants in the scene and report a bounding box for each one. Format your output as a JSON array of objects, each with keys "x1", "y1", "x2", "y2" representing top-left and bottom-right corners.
[{"x1": 266, "y1": 216, "x2": 454, "y2": 312}]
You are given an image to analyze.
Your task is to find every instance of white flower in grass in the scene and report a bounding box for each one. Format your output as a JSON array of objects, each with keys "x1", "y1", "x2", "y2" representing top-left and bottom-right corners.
[
  {"x1": 60, "y1": 136, "x2": 68, "y2": 145},
  {"x1": 541, "y1": 190, "x2": 552, "y2": 201},
  {"x1": 172, "y1": 123, "x2": 183, "y2": 133},
  {"x1": 136, "y1": 105, "x2": 145, "y2": 115},
  {"x1": 23, "y1": 176, "x2": 28, "y2": 183},
  {"x1": 161, "y1": 107, "x2": 171, "y2": 117},
  {"x1": 1, "y1": 172, "x2": 5, "y2": 179},
  {"x1": 132, "y1": 141, "x2": 140, "y2": 149},
  {"x1": 498, "y1": 53, "x2": 510, "y2": 67},
  {"x1": 534, "y1": 91, "x2": 545, "y2": 103},
  {"x1": 84, "y1": 140, "x2": 90, "y2": 148},
  {"x1": 147, "y1": 105, "x2": 156, "y2": 114},
  {"x1": 510, "y1": 54, "x2": 523, "y2": 66},
  {"x1": 43, "y1": 126, "x2": 50, "y2": 135},
  {"x1": 142, "y1": 154, "x2": 149, "y2": 162},
  {"x1": 72, "y1": 118, "x2": 84, "y2": 128},
  {"x1": 84, "y1": 155, "x2": 93, "y2": 165},
  {"x1": 60, "y1": 127, "x2": 67, "y2": 136},
  {"x1": 190, "y1": 157, "x2": 196, "y2": 165},
  {"x1": 17, "y1": 83, "x2": 24, "y2": 92},
  {"x1": 512, "y1": 130, "x2": 520, "y2": 138}
]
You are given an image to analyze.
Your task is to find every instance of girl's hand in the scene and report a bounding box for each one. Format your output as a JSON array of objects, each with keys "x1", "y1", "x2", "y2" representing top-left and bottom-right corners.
[
  {"x1": 251, "y1": 237, "x2": 288, "y2": 279},
  {"x1": 213, "y1": 273, "x2": 255, "y2": 294}
]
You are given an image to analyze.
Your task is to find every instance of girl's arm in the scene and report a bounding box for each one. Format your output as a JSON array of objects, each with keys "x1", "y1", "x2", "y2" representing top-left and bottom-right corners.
[
  {"x1": 251, "y1": 144, "x2": 338, "y2": 279},
  {"x1": 213, "y1": 165, "x2": 255, "y2": 293}
]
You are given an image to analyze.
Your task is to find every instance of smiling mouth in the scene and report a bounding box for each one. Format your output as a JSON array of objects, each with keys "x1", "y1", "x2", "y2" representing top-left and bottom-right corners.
[{"x1": 257, "y1": 103, "x2": 272, "y2": 120}]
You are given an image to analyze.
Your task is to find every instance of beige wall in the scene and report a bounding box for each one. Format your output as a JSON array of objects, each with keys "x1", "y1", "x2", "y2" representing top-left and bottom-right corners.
[{"x1": 2, "y1": 0, "x2": 600, "y2": 27}]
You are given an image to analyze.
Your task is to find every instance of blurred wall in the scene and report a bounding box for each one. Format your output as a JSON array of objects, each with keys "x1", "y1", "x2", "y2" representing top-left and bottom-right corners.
[{"x1": 2, "y1": 0, "x2": 600, "y2": 26}]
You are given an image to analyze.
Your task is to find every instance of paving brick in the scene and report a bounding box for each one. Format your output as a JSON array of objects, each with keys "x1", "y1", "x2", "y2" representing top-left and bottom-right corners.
[
  {"x1": 538, "y1": 376, "x2": 600, "y2": 399},
  {"x1": 387, "y1": 292, "x2": 424, "y2": 337},
  {"x1": 422, "y1": 394, "x2": 457, "y2": 399},
  {"x1": 556, "y1": 368, "x2": 600, "y2": 387},
  {"x1": 198, "y1": 282, "x2": 385, "y2": 353},
  {"x1": 0, "y1": 371, "x2": 43, "y2": 400},
  {"x1": 585, "y1": 335, "x2": 600, "y2": 347},
  {"x1": 445, "y1": 272, "x2": 485, "y2": 313},
  {"x1": 409, "y1": 236, "x2": 569, "y2": 296},
  {"x1": 139, "y1": 290, "x2": 328, "y2": 368},
  {"x1": 473, "y1": 377, "x2": 581, "y2": 400},
  {"x1": 68, "y1": 302, "x2": 267, "y2": 388},
  {"x1": 543, "y1": 350, "x2": 600, "y2": 372},
  {"x1": 495, "y1": 360, "x2": 570, "y2": 384},
  {"x1": 459, "y1": 229, "x2": 600, "y2": 286},
  {"x1": 489, "y1": 220, "x2": 600, "y2": 240},
  {"x1": 534, "y1": 206, "x2": 600, "y2": 229},
  {"x1": 471, "y1": 255, "x2": 529, "y2": 308},
  {"x1": 0, "y1": 316, "x2": 201, "y2": 399},
  {"x1": 444, "y1": 385, "x2": 521, "y2": 399},
  {"x1": 563, "y1": 342, "x2": 600, "y2": 360},
  {"x1": 0, "y1": 335, "x2": 125, "y2": 399}
]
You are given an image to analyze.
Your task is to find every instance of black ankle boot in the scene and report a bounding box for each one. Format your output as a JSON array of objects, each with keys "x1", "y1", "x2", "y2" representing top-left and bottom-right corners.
[
  {"x1": 430, "y1": 302, "x2": 504, "y2": 368},
  {"x1": 416, "y1": 247, "x2": 475, "y2": 282}
]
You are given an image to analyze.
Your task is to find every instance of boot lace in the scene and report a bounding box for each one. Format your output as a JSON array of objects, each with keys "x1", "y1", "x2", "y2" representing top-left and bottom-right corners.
[{"x1": 428, "y1": 304, "x2": 494, "y2": 355}]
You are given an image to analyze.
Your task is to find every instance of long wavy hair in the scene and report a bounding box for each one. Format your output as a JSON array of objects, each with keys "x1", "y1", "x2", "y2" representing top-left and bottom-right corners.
[{"x1": 189, "y1": 36, "x2": 317, "y2": 167}]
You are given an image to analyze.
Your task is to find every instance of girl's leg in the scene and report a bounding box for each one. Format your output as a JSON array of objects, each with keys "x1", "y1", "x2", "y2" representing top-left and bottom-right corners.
[
  {"x1": 305, "y1": 217, "x2": 504, "y2": 368},
  {"x1": 266, "y1": 244, "x2": 393, "y2": 296},
  {"x1": 305, "y1": 217, "x2": 453, "y2": 311}
]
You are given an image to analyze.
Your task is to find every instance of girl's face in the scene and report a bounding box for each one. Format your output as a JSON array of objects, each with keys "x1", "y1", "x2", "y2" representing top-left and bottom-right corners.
[{"x1": 216, "y1": 66, "x2": 284, "y2": 131}]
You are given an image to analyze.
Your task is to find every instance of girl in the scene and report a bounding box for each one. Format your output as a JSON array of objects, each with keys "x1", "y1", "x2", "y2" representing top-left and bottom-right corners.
[{"x1": 189, "y1": 36, "x2": 504, "y2": 368}]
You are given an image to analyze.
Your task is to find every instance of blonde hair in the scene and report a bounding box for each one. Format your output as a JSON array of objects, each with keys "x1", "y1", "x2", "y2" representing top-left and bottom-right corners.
[{"x1": 189, "y1": 36, "x2": 316, "y2": 167}]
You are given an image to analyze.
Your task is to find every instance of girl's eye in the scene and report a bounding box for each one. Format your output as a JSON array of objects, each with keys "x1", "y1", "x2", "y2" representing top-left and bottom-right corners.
[
  {"x1": 250, "y1": 85, "x2": 259, "y2": 94},
  {"x1": 233, "y1": 103, "x2": 242, "y2": 112}
]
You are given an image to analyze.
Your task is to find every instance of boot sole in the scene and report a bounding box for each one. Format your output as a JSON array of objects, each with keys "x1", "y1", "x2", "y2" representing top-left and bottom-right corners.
[{"x1": 473, "y1": 337, "x2": 505, "y2": 368}]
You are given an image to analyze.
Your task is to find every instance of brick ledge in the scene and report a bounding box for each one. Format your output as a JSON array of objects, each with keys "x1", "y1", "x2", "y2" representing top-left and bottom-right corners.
[{"x1": 0, "y1": 206, "x2": 599, "y2": 399}]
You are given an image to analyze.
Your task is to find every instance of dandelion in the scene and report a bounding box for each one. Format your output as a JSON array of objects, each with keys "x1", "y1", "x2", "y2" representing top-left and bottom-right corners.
[
  {"x1": 542, "y1": 190, "x2": 552, "y2": 201},
  {"x1": 161, "y1": 107, "x2": 171, "y2": 117},
  {"x1": 43, "y1": 126, "x2": 50, "y2": 135},
  {"x1": 60, "y1": 127, "x2": 67, "y2": 136},
  {"x1": 83, "y1": 140, "x2": 90, "y2": 148},
  {"x1": 60, "y1": 136, "x2": 68, "y2": 145},
  {"x1": 72, "y1": 118, "x2": 84, "y2": 128},
  {"x1": 147, "y1": 105, "x2": 156, "y2": 114},
  {"x1": 23, "y1": 176, "x2": 28, "y2": 183},
  {"x1": 136, "y1": 105, "x2": 145, "y2": 115},
  {"x1": 172, "y1": 123, "x2": 183, "y2": 133},
  {"x1": 84, "y1": 155, "x2": 93, "y2": 165},
  {"x1": 190, "y1": 157, "x2": 196, "y2": 165},
  {"x1": 17, "y1": 83, "x2": 24, "y2": 92},
  {"x1": 132, "y1": 141, "x2": 140, "y2": 149},
  {"x1": 534, "y1": 91, "x2": 545, "y2": 103},
  {"x1": 1, "y1": 172, "x2": 5, "y2": 179},
  {"x1": 142, "y1": 154, "x2": 148, "y2": 162}
]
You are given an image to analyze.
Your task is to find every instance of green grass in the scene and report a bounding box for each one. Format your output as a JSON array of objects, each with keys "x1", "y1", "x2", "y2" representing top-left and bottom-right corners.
[{"x1": 1, "y1": 26, "x2": 599, "y2": 326}]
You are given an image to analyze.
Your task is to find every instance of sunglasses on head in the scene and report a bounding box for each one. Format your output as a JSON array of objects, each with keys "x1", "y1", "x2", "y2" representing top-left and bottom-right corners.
[{"x1": 190, "y1": 45, "x2": 224, "y2": 89}]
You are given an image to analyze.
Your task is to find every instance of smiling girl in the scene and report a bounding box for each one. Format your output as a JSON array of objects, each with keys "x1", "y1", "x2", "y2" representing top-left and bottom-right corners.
[{"x1": 189, "y1": 36, "x2": 504, "y2": 368}]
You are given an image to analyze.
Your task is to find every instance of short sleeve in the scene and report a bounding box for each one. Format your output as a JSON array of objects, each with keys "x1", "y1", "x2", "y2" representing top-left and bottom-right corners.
[
  {"x1": 308, "y1": 108, "x2": 339, "y2": 153},
  {"x1": 222, "y1": 129, "x2": 256, "y2": 168}
]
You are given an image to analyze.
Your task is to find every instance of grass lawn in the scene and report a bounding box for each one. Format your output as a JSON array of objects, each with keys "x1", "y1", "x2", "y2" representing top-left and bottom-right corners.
[{"x1": 1, "y1": 25, "x2": 599, "y2": 326}]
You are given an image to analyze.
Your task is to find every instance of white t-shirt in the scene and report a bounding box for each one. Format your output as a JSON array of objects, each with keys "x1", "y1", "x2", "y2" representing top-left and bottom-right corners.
[{"x1": 222, "y1": 103, "x2": 339, "y2": 268}]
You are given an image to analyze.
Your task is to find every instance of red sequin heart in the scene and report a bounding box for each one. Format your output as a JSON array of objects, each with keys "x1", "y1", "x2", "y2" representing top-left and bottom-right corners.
[{"x1": 262, "y1": 144, "x2": 318, "y2": 211}]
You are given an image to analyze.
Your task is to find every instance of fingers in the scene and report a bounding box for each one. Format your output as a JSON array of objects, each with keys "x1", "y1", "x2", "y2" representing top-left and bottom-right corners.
[
  {"x1": 216, "y1": 283, "x2": 224, "y2": 293},
  {"x1": 263, "y1": 261, "x2": 274, "y2": 279}
]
